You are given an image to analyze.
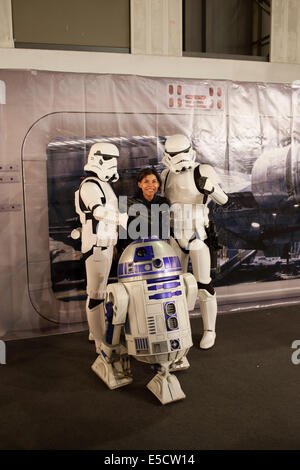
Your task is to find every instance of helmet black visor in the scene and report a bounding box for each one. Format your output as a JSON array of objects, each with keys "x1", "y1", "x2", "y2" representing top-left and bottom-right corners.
[
  {"x1": 165, "y1": 146, "x2": 191, "y2": 157},
  {"x1": 94, "y1": 151, "x2": 119, "y2": 161}
]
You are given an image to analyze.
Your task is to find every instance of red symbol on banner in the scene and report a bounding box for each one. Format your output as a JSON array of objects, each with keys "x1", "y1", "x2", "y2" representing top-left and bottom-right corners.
[
  {"x1": 209, "y1": 87, "x2": 214, "y2": 96},
  {"x1": 217, "y1": 100, "x2": 222, "y2": 109},
  {"x1": 169, "y1": 98, "x2": 174, "y2": 107},
  {"x1": 178, "y1": 98, "x2": 182, "y2": 107},
  {"x1": 177, "y1": 85, "x2": 182, "y2": 95},
  {"x1": 169, "y1": 85, "x2": 174, "y2": 95}
]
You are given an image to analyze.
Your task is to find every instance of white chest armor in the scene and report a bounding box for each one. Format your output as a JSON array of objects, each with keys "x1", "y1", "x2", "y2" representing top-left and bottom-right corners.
[
  {"x1": 75, "y1": 177, "x2": 118, "y2": 253},
  {"x1": 164, "y1": 167, "x2": 206, "y2": 206}
]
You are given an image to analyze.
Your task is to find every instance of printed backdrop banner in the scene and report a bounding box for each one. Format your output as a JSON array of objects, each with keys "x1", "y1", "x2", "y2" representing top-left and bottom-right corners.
[{"x1": 0, "y1": 70, "x2": 299, "y2": 338}]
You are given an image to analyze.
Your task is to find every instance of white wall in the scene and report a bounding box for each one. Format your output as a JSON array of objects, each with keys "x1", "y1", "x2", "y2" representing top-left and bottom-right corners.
[{"x1": 1, "y1": 47, "x2": 300, "y2": 84}]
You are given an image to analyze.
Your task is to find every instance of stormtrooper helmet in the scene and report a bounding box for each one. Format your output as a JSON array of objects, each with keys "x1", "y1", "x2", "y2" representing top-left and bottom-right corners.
[
  {"x1": 84, "y1": 142, "x2": 119, "y2": 182},
  {"x1": 162, "y1": 134, "x2": 196, "y2": 173}
]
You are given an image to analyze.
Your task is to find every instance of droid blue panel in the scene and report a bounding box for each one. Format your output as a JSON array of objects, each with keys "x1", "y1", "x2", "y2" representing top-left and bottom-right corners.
[
  {"x1": 170, "y1": 339, "x2": 181, "y2": 351},
  {"x1": 148, "y1": 290, "x2": 182, "y2": 300}
]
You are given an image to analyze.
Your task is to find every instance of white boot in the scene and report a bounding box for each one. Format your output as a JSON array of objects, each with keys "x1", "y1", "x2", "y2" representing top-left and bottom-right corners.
[
  {"x1": 88, "y1": 332, "x2": 94, "y2": 342},
  {"x1": 86, "y1": 298, "x2": 105, "y2": 354},
  {"x1": 198, "y1": 291, "x2": 217, "y2": 350}
]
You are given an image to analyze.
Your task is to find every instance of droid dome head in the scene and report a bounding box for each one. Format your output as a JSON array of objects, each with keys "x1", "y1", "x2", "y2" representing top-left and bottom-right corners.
[
  {"x1": 117, "y1": 238, "x2": 182, "y2": 283},
  {"x1": 84, "y1": 142, "x2": 119, "y2": 182},
  {"x1": 162, "y1": 134, "x2": 196, "y2": 174}
]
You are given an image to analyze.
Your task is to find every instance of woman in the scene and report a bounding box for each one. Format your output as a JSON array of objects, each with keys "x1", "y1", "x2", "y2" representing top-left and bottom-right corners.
[{"x1": 121, "y1": 167, "x2": 170, "y2": 248}]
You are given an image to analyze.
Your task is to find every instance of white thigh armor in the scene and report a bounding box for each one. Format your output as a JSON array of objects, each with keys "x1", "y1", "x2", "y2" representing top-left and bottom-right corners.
[{"x1": 85, "y1": 245, "x2": 114, "y2": 299}]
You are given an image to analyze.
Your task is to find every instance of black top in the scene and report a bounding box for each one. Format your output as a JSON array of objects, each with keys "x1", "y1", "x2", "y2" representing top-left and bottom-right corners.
[{"x1": 118, "y1": 190, "x2": 170, "y2": 250}]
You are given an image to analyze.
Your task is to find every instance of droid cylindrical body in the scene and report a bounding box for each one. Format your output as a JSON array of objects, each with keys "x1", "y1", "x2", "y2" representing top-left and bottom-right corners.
[{"x1": 117, "y1": 239, "x2": 193, "y2": 365}]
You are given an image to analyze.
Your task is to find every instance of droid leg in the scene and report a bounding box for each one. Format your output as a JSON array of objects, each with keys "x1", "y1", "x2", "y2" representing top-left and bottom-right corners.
[
  {"x1": 189, "y1": 240, "x2": 217, "y2": 349},
  {"x1": 92, "y1": 285, "x2": 133, "y2": 389},
  {"x1": 169, "y1": 237, "x2": 191, "y2": 371},
  {"x1": 147, "y1": 362, "x2": 186, "y2": 405}
]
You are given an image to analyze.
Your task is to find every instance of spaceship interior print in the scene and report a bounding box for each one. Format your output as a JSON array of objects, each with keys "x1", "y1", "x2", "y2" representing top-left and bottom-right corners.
[{"x1": 1, "y1": 69, "x2": 300, "y2": 338}]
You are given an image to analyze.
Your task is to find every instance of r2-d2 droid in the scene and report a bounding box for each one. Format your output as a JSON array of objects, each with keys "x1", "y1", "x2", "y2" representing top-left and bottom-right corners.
[{"x1": 92, "y1": 238, "x2": 198, "y2": 405}]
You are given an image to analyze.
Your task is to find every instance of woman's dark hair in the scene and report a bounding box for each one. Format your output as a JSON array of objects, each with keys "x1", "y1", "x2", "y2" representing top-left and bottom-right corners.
[{"x1": 136, "y1": 167, "x2": 162, "y2": 190}]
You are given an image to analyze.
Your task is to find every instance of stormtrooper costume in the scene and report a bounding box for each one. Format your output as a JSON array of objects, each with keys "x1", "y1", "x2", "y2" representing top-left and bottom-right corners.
[
  {"x1": 74, "y1": 143, "x2": 120, "y2": 353},
  {"x1": 161, "y1": 134, "x2": 228, "y2": 349}
]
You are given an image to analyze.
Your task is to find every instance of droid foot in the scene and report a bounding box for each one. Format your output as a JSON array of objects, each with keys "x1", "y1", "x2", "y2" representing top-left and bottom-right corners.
[
  {"x1": 200, "y1": 330, "x2": 216, "y2": 349},
  {"x1": 147, "y1": 372, "x2": 186, "y2": 405},
  {"x1": 92, "y1": 353, "x2": 133, "y2": 390},
  {"x1": 169, "y1": 356, "x2": 190, "y2": 372}
]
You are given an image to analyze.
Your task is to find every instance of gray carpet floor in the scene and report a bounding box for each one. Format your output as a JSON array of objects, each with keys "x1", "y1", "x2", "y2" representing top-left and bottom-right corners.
[{"x1": 0, "y1": 304, "x2": 300, "y2": 450}]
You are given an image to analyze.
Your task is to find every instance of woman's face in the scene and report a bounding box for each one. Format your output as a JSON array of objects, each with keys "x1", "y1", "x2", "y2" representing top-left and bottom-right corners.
[{"x1": 138, "y1": 174, "x2": 160, "y2": 201}]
